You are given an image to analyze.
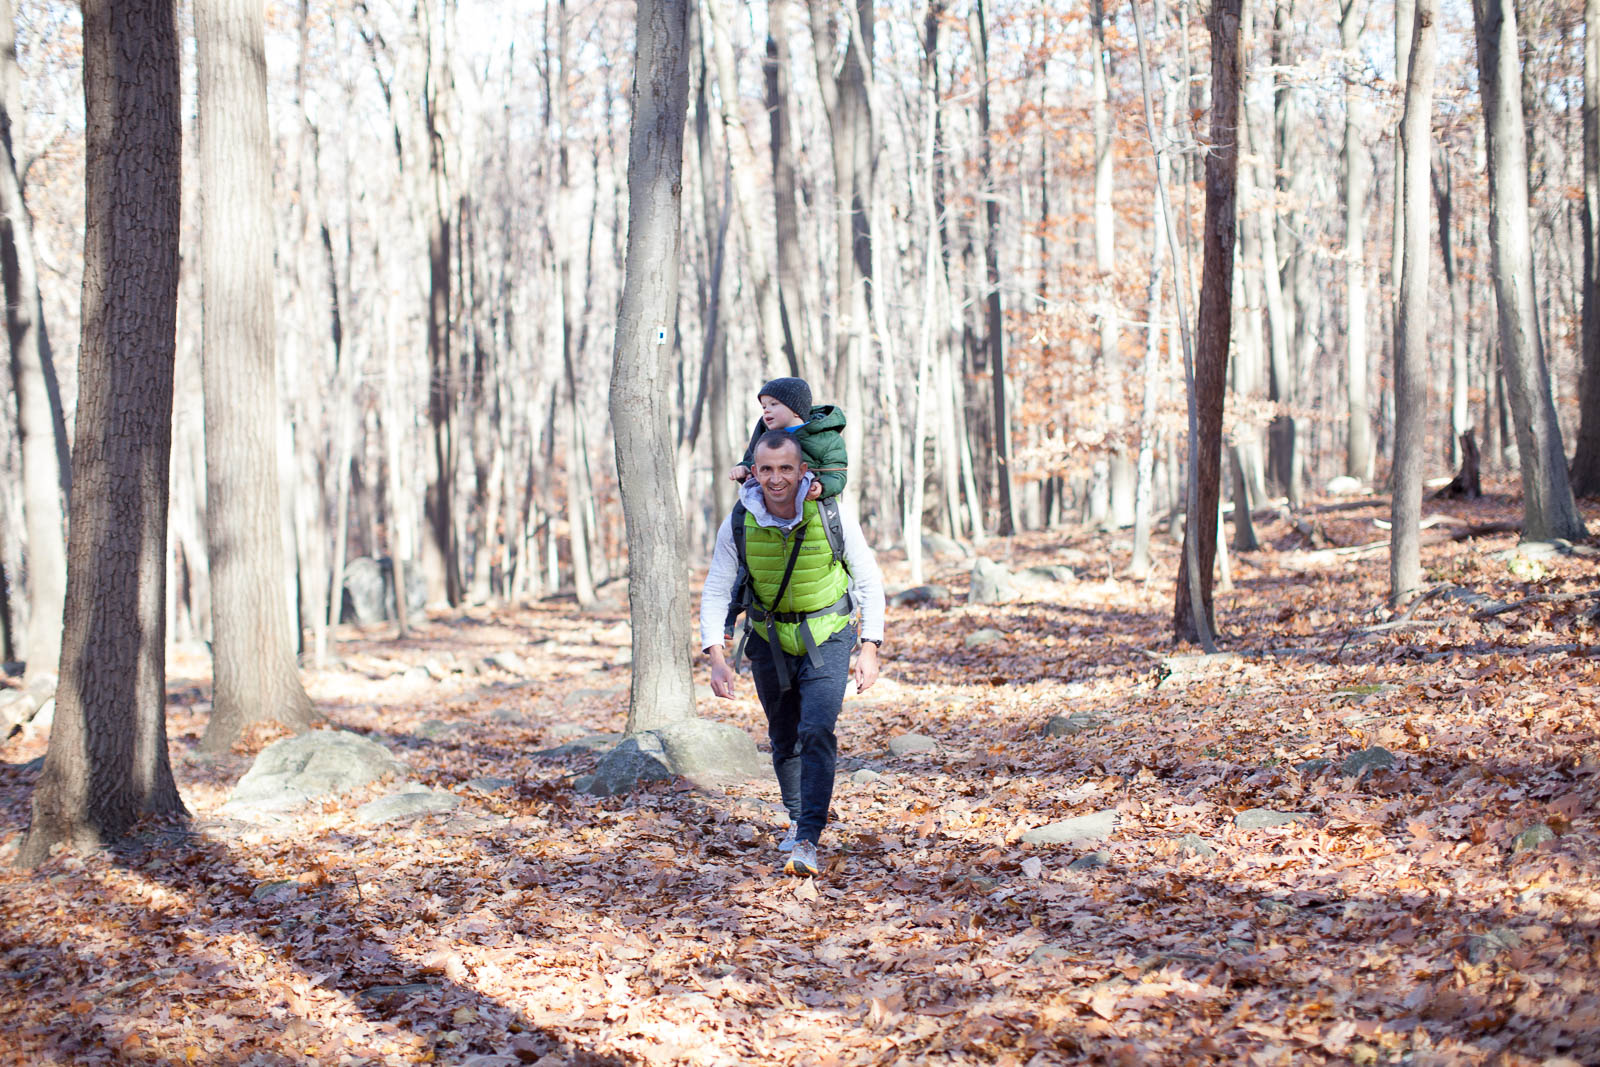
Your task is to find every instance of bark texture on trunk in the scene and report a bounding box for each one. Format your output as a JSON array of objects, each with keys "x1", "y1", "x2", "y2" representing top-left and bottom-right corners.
[
  {"x1": 21, "y1": 0, "x2": 186, "y2": 866},
  {"x1": 766, "y1": 0, "x2": 810, "y2": 377},
  {"x1": 1174, "y1": 0, "x2": 1242, "y2": 645},
  {"x1": 972, "y1": 0, "x2": 1014, "y2": 536},
  {"x1": 0, "y1": 0, "x2": 68, "y2": 686},
  {"x1": 196, "y1": 0, "x2": 313, "y2": 753},
  {"x1": 1390, "y1": 0, "x2": 1437, "y2": 606},
  {"x1": 1472, "y1": 0, "x2": 1588, "y2": 541},
  {"x1": 1575, "y1": 0, "x2": 1600, "y2": 495},
  {"x1": 611, "y1": 0, "x2": 694, "y2": 734},
  {"x1": 1341, "y1": 0, "x2": 1374, "y2": 482}
]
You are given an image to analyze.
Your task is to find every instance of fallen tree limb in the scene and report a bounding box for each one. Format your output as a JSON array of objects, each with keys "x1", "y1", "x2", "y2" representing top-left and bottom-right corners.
[{"x1": 1472, "y1": 590, "x2": 1600, "y2": 620}]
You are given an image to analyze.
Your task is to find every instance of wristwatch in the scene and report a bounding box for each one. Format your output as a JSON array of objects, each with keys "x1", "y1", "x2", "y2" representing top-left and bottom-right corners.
[{"x1": 860, "y1": 638, "x2": 882, "y2": 647}]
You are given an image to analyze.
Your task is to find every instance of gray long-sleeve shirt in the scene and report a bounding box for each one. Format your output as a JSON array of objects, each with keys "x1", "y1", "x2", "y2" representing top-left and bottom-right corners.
[{"x1": 699, "y1": 475, "x2": 885, "y2": 653}]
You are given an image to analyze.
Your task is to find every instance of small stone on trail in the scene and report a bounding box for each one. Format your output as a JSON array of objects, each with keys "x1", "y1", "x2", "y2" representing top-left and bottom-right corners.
[
  {"x1": 485, "y1": 651, "x2": 527, "y2": 675},
  {"x1": 1043, "y1": 711, "x2": 1099, "y2": 737},
  {"x1": 1233, "y1": 809, "x2": 1309, "y2": 830},
  {"x1": 1021, "y1": 810, "x2": 1118, "y2": 845},
  {"x1": 1296, "y1": 758, "x2": 1332, "y2": 775},
  {"x1": 1466, "y1": 927, "x2": 1522, "y2": 963},
  {"x1": 1068, "y1": 851, "x2": 1111, "y2": 871},
  {"x1": 1512, "y1": 824, "x2": 1556, "y2": 853},
  {"x1": 416, "y1": 720, "x2": 462, "y2": 740},
  {"x1": 488, "y1": 708, "x2": 527, "y2": 725},
  {"x1": 1028, "y1": 944, "x2": 1072, "y2": 965},
  {"x1": 850, "y1": 769, "x2": 882, "y2": 785},
  {"x1": 964, "y1": 628, "x2": 1004, "y2": 648},
  {"x1": 355, "y1": 785, "x2": 462, "y2": 825},
  {"x1": 888, "y1": 733, "x2": 937, "y2": 756},
  {"x1": 250, "y1": 879, "x2": 298, "y2": 903},
  {"x1": 463, "y1": 777, "x2": 515, "y2": 794},
  {"x1": 1177, "y1": 833, "x2": 1219, "y2": 859}
]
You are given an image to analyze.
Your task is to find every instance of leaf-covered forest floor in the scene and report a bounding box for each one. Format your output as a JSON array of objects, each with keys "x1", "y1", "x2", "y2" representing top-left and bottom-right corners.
[{"x1": 1, "y1": 487, "x2": 1598, "y2": 1066}]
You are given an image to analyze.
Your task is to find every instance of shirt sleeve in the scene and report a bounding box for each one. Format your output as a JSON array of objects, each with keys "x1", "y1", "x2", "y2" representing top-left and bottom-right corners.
[
  {"x1": 839, "y1": 506, "x2": 885, "y2": 644},
  {"x1": 699, "y1": 515, "x2": 740, "y2": 652}
]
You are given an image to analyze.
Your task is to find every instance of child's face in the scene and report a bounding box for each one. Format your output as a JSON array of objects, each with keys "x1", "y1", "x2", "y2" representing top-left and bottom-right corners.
[{"x1": 760, "y1": 395, "x2": 804, "y2": 429}]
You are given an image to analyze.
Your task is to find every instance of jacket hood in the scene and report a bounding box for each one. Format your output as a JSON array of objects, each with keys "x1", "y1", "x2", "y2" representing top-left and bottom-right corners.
[
  {"x1": 803, "y1": 404, "x2": 846, "y2": 432},
  {"x1": 739, "y1": 473, "x2": 815, "y2": 530}
]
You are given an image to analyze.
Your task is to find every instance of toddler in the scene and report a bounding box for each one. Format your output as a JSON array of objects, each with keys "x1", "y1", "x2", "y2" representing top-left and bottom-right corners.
[{"x1": 727, "y1": 377, "x2": 847, "y2": 501}]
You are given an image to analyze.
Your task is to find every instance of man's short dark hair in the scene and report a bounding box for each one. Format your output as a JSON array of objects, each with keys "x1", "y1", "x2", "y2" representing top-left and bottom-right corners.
[{"x1": 752, "y1": 429, "x2": 805, "y2": 464}]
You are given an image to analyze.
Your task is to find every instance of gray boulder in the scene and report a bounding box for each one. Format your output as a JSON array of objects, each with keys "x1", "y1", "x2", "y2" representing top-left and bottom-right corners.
[
  {"x1": 355, "y1": 785, "x2": 461, "y2": 825},
  {"x1": 888, "y1": 733, "x2": 937, "y2": 756},
  {"x1": 964, "y1": 628, "x2": 1004, "y2": 649},
  {"x1": 1234, "y1": 809, "x2": 1309, "y2": 830},
  {"x1": 340, "y1": 556, "x2": 426, "y2": 625},
  {"x1": 890, "y1": 585, "x2": 951, "y2": 608},
  {"x1": 968, "y1": 558, "x2": 1021, "y2": 605},
  {"x1": 579, "y1": 718, "x2": 765, "y2": 797},
  {"x1": 922, "y1": 533, "x2": 972, "y2": 560},
  {"x1": 222, "y1": 730, "x2": 408, "y2": 816},
  {"x1": 1177, "y1": 833, "x2": 1219, "y2": 859},
  {"x1": 1021, "y1": 810, "x2": 1118, "y2": 845},
  {"x1": 1341, "y1": 746, "x2": 1396, "y2": 778},
  {"x1": 1019, "y1": 564, "x2": 1076, "y2": 587},
  {"x1": 1043, "y1": 712, "x2": 1100, "y2": 738}
]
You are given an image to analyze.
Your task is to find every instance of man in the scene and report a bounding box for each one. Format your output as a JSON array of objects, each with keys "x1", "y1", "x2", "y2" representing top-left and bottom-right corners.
[{"x1": 701, "y1": 430, "x2": 885, "y2": 878}]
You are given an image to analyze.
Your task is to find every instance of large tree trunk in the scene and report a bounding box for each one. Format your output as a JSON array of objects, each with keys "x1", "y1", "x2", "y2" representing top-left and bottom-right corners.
[
  {"x1": 21, "y1": 0, "x2": 186, "y2": 866},
  {"x1": 195, "y1": 0, "x2": 313, "y2": 754},
  {"x1": 809, "y1": 0, "x2": 871, "y2": 516},
  {"x1": 1390, "y1": 0, "x2": 1437, "y2": 606},
  {"x1": 0, "y1": 0, "x2": 68, "y2": 687},
  {"x1": 1472, "y1": 0, "x2": 1588, "y2": 541},
  {"x1": 1575, "y1": 0, "x2": 1600, "y2": 495},
  {"x1": 1341, "y1": 0, "x2": 1375, "y2": 483},
  {"x1": 419, "y1": 0, "x2": 460, "y2": 608},
  {"x1": 1434, "y1": 147, "x2": 1472, "y2": 472},
  {"x1": 1173, "y1": 0, "x2": 1242, "y2": 645},
  {"x1": 1265, "y1": 0, "x2": 1303, "y2": 507},
  {"x1": 972, "y1": 0, "x2": 1014, "y2": 536},
  {"x1": 612, "y1": 0, "x2": 695, "y2": 734},
  {"x1": 704, "y1": 0, "x2": 786, "y2": 378},
  {"x1": 1091, "y1": 0, "x2": 1132, "y2": 529},
  {"x1": 765, "y1": 0, "x2": 812, "y2": 378}
]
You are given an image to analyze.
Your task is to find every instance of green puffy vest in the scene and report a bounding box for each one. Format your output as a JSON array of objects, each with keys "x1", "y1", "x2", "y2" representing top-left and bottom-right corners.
[{"x1": 742, "y1": 499, "x2": 852, "y2": 657}]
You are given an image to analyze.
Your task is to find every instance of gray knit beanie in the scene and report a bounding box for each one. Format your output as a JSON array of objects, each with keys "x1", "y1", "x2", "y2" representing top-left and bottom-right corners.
[{"x1": 757, "y1": 377, "x2": 813, "y2": 419}]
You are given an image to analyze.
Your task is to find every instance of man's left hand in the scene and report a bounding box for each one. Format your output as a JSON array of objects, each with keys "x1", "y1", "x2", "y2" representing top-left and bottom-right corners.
[{"x1": 853, "y1": 641, "x2": 880, "y2": 694}]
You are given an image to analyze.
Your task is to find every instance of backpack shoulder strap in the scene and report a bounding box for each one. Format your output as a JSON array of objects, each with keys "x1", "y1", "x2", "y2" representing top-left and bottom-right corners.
[
  {"x1": 730, "y1": 501, "x2": 748, "y2": 567},
  {"x1": 818, "y1": 497, "x2": 847, "y2": 568}
]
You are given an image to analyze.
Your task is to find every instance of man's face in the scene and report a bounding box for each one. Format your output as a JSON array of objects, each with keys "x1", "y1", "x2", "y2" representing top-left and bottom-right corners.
[{"x1": 752, "y1": 442, "x2": 807, "y2": 511}]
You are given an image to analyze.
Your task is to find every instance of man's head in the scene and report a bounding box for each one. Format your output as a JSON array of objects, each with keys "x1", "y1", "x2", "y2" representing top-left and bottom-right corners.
[
  {"x1": 751, "y1": 430, "x2": 808, "y2": 517},
  {"x1": 757, "y1": 377, "x2": 812, "y2": 431}
]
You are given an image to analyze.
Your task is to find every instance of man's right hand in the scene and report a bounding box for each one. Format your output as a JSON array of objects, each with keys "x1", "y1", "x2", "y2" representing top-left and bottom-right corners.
[{"x1": 707, "y1": 646, "x2": 737, "y2": 698}]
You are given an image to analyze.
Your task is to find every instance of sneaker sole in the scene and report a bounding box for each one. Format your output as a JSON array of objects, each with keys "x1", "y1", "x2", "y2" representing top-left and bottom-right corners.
[{"x1": 784, "y1": 857, "x2": 818, "y2": 877}]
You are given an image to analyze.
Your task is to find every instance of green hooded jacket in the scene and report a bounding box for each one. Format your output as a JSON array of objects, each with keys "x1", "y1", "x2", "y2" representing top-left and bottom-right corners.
[{"x1": 739, "y1": 404, "x2": 848, "y2": 500}]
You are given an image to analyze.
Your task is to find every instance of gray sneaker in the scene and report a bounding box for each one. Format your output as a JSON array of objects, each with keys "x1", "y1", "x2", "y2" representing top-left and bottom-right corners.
[
  {"x1": 785, "y1": 840, "x2": 819, "y2": 877},
  {"x1": 778, "y1": 824, "x2": 799, "y2": 853}
]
